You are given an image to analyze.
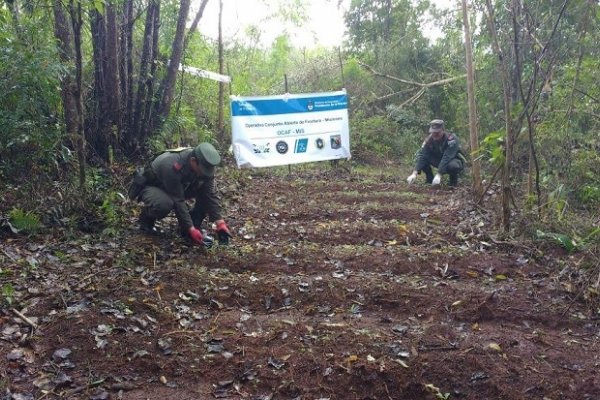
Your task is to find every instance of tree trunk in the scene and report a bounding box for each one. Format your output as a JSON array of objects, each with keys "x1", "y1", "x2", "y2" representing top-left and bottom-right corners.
[
  {"x1": 88, "y1": 1, "x2": 121, "y2": 164},
  {"x1": 527, "y1": 128, "x2": 535, "y2": 196},
  {"x1": 484, "y1": 0, "x2": 513, "y2": 233},
  {"x1": 68, "y1": 0, "x2": 87, "y2": 186},
  {"x1": 141, "y1": 1, "x2": 161, "y2": 141},
  {"x1": 52, "y1": 1, "x2": 78, "y2": 142},
  {"x1": 217, "y1": 0, "x2": 225, "y2": 146},
  {"x1": 120, "y1": 0, "x2": 134, "y2": 142},
  {"x1": 105, "y1": 1, "x2": 121, "y2": 160},
  {"x1": 461, "y1": 0, "x2": 482, "y2": 198},
  {"x1": 152, "y1": 0, "x2": 191, "y2": 130},
  {"x1": 7, "y1": 0, "x2": 24, "y2": 40},
  {"x1": 53, "y1": 1, "x2": 85, "y2": 186},
  {"x1": 566, "y1": 0, "x2": 594, "y2": 119},
  {"x1": 383, "y1": 0, "x2": 392, "y2": 42},
  {"x1": 90, "y1": 9, "x2": 109, "y2": 162},
  {"x1": 186, "y1": 0, "x2": 210, "y2": 44},
  {"x1": 131, "y1": 0, "x2": 158, "y2": 154}
]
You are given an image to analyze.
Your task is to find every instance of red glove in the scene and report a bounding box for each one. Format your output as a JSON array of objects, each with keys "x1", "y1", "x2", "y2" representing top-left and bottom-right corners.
[
  {"x1": 215, "y1": 220, "x2": 232, "y2": 244},
  {"x1": 188, "y1": 227, "x2": 203, "y2": 245}
]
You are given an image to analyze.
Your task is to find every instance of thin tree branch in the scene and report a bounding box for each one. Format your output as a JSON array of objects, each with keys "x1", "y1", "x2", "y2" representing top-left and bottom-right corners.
[
  {"x1": 372, "y1": 88, "x2": 419, "y2": 103},
  {"x1": 476, "y1": 164, "x2": 502, "y2": 206},
  {"x1": 397, "y1": 88, "x2": 426, "y2": 108},
  {"x1": 185, "y1": 0, "x2": 209, "y2": 44},
  {"x1": 358, "y1": 61, "x2": 466, "y2": 88}
]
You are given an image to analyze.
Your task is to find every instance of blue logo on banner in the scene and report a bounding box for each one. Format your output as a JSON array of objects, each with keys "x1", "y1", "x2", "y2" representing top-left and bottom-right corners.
[{"x1": 294, "y1": 138, "x2": 308, "y2": 153}]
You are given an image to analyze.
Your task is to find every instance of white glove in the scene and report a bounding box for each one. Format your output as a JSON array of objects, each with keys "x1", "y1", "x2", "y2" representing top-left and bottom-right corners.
[
  {"x1": 406, "y1": 172, "x2": 417, "y2": 184},
  {"x1": 432, "y1": 174, "x2": 442, "y2": 185}
]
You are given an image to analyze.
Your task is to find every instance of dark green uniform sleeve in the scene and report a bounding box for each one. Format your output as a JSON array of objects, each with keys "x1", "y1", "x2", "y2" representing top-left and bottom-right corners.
[
  {"x1": 415, "y1": 144, "x2": 432, "y2": 172},
  {"x1": 198, "y1": 177, "x2": 222, "y2": 222},
  {"x1": 438, "y1": 135, "x2": 460, "y2": 174}
]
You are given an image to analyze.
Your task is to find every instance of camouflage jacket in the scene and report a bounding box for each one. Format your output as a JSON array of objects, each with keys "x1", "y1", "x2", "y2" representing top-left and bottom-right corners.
[
  {"x1": 415, "y1": 132, "x2": 463, "y2": 174},
  {"x1": 149, "y1": 148, "x2": 222, "y2": 230}
]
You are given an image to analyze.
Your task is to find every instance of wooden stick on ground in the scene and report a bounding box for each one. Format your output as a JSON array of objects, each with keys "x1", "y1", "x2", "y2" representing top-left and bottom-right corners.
[{"x1": 11, "y1": 307, "x2": 38, "y2": 330}]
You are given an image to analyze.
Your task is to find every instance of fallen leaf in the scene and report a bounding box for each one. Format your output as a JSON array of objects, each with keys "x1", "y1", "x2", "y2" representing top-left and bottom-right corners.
[
  {"x1": 451, "y1": 300, "x2": 462, "y2": 307},
  {"x1": 346, "y1": 355, "x2": 358, "y2": 363},
  {"x1": 488, "y1": 343, "x2": 502, "y2": 352},
  {"x1": 321, "y1": 322, "x2": 346, "y2": 328}
]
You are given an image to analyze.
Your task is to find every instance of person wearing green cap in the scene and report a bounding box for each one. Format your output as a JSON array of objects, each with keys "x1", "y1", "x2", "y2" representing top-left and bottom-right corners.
[
  {"x1": 128, "y1": 142, "x2": 232, "y2": 245},
  {"x1": 406, "y1": 119, "x2": 466, "y2": 187}
]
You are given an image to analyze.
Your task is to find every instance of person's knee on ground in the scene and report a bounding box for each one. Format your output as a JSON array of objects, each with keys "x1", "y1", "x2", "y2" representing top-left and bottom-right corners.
[
  {"x1": 138, "y1": 186, "x2": 174, "y2": 231},
  {"x1": 446, "y1": 159, "x2": 464, "y2": 187}
]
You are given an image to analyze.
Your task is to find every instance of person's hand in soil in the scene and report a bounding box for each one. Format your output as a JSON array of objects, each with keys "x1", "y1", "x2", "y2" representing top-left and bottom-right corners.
[
  {"x1": 215, "y1": 220, "x2": 232, "y2": 245},
  {"x1": 188, "y1": 227, "x2": 204, "y2": 245}
]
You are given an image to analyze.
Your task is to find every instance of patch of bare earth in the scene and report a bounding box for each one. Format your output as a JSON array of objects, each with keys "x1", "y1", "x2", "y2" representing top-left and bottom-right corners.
[{"x1": 1, "y1": 168, "x2": 599, "y2": 399}]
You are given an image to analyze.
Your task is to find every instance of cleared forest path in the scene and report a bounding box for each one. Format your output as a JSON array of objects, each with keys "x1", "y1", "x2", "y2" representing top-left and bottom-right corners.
[{"x1": 1, "y1": 167, "x2": 599, "y2": 399}]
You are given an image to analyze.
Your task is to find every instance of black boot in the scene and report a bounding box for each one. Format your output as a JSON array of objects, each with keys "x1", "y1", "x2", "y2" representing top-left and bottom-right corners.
[
  {"x1": 449, "y1": 174, "x2": 458, "y2": 187},
  {"x1": 139, "y1": 210, "x2": 159, "y2": 234}
]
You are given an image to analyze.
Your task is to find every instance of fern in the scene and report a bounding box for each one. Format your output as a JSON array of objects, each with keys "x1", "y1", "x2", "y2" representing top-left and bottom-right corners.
[{"x1": 8, "y1": 208, "x2": 41, "y2": 234}]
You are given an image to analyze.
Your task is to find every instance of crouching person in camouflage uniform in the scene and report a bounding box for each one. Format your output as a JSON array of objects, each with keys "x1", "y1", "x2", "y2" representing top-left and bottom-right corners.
[
  {"x1": 406, "y1": 119, "x2": 465, "y2": 187},
  {"x1": 128, "y1": 143, "x2": 232, "y2": 246}
]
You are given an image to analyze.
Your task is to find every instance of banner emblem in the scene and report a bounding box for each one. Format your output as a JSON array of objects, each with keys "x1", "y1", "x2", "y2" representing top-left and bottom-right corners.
[{"x1": 276, "y1": 141, "x2": 288, "y2": 154}]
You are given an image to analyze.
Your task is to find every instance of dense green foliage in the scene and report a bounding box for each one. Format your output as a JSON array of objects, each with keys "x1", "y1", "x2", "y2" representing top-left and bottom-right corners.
[{"x1": 0, "y1": 6, "x2": 63, "y2": 179}]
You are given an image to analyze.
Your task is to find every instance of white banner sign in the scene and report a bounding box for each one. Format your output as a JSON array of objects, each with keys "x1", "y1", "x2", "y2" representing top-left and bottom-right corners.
[{"x1": 230, "y1": 90, "x2": 351, "y2": 168}]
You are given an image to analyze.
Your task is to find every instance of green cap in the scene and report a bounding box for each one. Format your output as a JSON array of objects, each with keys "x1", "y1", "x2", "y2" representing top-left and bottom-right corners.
[
  {"x1": 429, "y1": 119, "x2": 445, "y2": 134},
  {"x1": 193, "y1": 142, "x2": 221, "y2": 177}
]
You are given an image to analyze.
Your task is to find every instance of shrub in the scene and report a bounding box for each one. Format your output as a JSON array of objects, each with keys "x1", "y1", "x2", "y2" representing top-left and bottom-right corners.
[
  {"x1": 350, "y1": 110, "x2": 422, "y2": 164},
  {"x1": 8, "y1": 208, "x2": 42, "y2": 234}
]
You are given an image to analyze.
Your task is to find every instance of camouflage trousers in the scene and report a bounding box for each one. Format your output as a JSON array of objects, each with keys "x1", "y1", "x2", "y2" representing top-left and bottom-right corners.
[
  {"x1": 421, "y1": 158, "x2": 464, "y2": 186},
  {"x1": 139, "y1": 186, "x2": 209, "y2": 228}
]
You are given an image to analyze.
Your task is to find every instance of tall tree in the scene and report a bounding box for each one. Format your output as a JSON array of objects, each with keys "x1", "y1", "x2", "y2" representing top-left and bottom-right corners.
[
  {"x1": 217, "y1": 0, "x2": 225, "y2": 146},
  {"x1": 484, "y1": 0, "x2": 514, "y2": 232},
  {"x1": 6, "y1": 0, "x2": 24, "y2": 40},
  {"x1": 130, "y1": 0, "x2": 159, "y2": 154},
  {"x1": 68, "y1": 0, "x2": 86, "y2": 185},
  {"x1": 89, "y1": 1, "x2": 120, "y2": 164},
  {"x1": 151, "y1": 0, "x2": 191, "y2": 133},
  {"x1": 120, "y1": 0, "x2": 134, "y2": 138},
  {"x1": 141, "y1": 0, "x2": 161, "y2": 142},
  {"x1": 53, "y1": 0, "x2": 86, "y2": 186},
  {"x1": 52, "y1": 1, "x2": 78, "y2": 146},
  {"x1": 186, "y1": 0, "x2": 209, "y2": 44},
  {"x1": 105, "y1": 1, "x2": 121, "y2": 154},
  {"x1": 90, "y1": 6, "x2": 108, "y2": 162},
  {"x1": 461, "y1": 0, "x2": 482, "y2": 197}
]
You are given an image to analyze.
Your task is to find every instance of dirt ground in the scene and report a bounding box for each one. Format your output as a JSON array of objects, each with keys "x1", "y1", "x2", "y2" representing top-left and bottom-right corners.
[{"x1": 1, "y1": 165, "x2": 600, "y2": 400}]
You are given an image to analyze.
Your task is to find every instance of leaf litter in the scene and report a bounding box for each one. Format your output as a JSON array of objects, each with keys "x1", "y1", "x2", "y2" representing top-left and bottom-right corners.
[{"x1": 0, "y1": 169, "x2": 599, "y2": 399}]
